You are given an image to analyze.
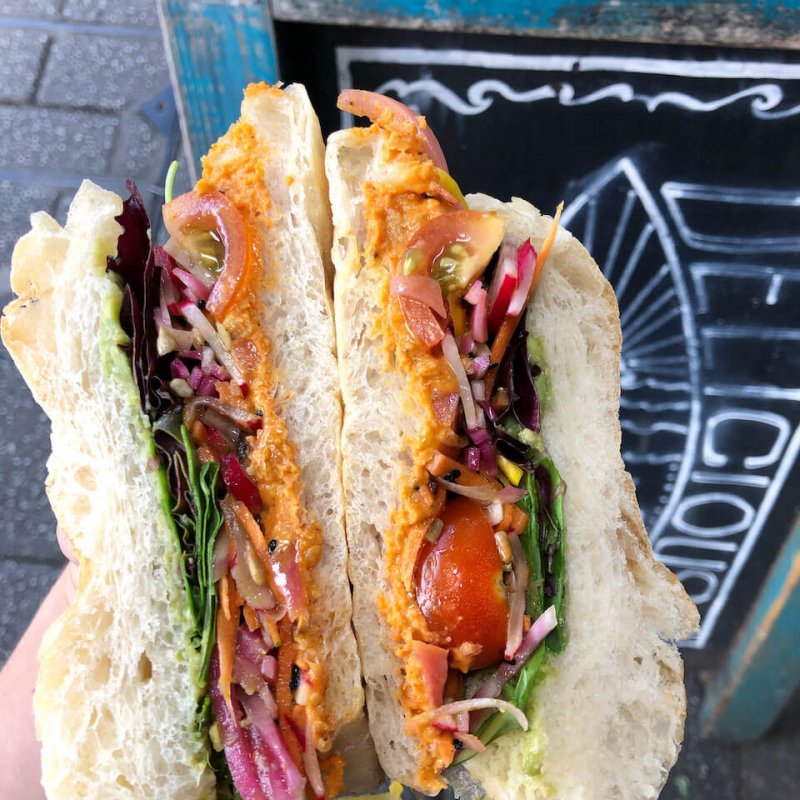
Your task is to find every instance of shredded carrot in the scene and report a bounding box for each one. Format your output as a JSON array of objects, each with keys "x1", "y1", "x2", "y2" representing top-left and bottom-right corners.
[
  {"x1": 191, "y1": 420, "x2": 207, "y2": 445},
  {"x1": 426, "y1": 452, "x2": 500, "y2": 490},
  {"x1": 267, "y1": 616, "x2": 282, "y2": 647},
  {"x1": 234, "y1": 500, "x2": 271, "y2": 565},
  {"x1": 276, "y1": 617, "x2": 298, "y2": 717},
  {"x1": 509, "y1": 506, "x2": 529, "y2": 534},
  {"x1": 234, "y1": 500, "x2": 287, "y2": 605},
  {"x1": 276, "y1": 617, "x2": 304, "y2": 771},
  {"x1": 216, "y1": 574, "x2": 240, "y2": 712},
  {"x1": 242, "y1": 604, "x2": 260, "y2": 632},
  {"x1": 532, "y1": 201, "x2": 563, "y2": 290},
  {"x1": 486, "y1": 203, "x2": 563, "y2": 395},
  {"x1": 320, "y1": 752, "x2": 346, "y2": 799},
  {"x1": 497, "y1": 503, "x2": 514, "y2": 531},
  {"x1": 523, "y1": 614, "x2": 532, "y2": 634}
]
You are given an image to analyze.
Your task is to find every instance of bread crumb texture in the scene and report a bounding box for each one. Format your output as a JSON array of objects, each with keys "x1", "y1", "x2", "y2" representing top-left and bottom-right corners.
[
  {"x1": 464, "y1": 195, "x2": 699, "y2": 800},
  {"x1": 2, "y1": 181, "x2": 215, "y2": 799}
]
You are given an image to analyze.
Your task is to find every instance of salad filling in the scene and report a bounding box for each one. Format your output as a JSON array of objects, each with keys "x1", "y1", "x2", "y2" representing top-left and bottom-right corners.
[
  {"x1": 107, "y1": 119, "x2": 341, "y2": 799},
  {"x1": 339, "y1": 90, "x2": 567, "y2": 791}
]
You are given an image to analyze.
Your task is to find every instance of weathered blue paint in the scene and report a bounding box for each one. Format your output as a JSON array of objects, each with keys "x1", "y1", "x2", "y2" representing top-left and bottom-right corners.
[
  {"x1": 700, "y1": 519, "x2": 800, "y2": 740},
  {"x1": 160, "y1": 0, "x2": 278, "y2": 176},
  {"x1": 271, "y1": 0, "x2": 800, "y2": 48}
]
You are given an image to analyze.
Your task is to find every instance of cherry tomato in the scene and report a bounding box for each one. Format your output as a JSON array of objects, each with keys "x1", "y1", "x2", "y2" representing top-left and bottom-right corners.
[
  {"x1": 163, "y1": 189, "x2": 248, "y2": 318},
  {"x1": 414, "y1": 495, "x2": 509, "y2": 669},
  {"x1": 398, "y1": 295, "x2": 446, "y2": 347},
  {"x1": 403, "y1": 210, "x2": 508, "y2": 294}
]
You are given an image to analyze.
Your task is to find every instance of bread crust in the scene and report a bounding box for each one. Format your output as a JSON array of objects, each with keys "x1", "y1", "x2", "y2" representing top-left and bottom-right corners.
[
  {"x1": 327, "y1": 129, "x2": 699, "y2": 798},
  {"x1": 3, "y1": 182, "x2": 216, "y2": 799}
]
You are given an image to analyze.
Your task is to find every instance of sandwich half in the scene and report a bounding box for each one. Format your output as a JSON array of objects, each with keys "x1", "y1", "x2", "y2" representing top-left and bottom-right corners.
[
  {"x1": 2, "y1": 83, "x2": 371, "y2": 799},
  {"x1": 326, "y1": 90, "x2": 700, "y2": 798}
]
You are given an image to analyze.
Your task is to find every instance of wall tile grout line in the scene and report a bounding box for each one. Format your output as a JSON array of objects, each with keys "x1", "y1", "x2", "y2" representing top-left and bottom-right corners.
[
  {"x1": 0, "y1": 97, "x2": 120, "y2": 117},
  {"x1": 29, "y1": 35, "x2": 53, "y2": 105},
  {"x1": 0, "y1": 17, "x2": 162, "y2": 40}
]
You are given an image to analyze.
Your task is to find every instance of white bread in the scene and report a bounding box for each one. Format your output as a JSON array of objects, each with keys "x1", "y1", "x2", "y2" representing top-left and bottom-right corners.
[
  {"x1": 462, "y1": 194, "x2": 699, "y2": 800},
  {"x1": 327, "y1": 129, "x2": 426, "y2": 789},
  {"x1": 237, "y1": 83, "x2": 364, "y2": 747},
  {"x1": 1, "y1": 84, "x2": 367, "y2": 798},
  {"x1": 3, "y1": 182, "x2": 215, "y2": 799},
  {"x1": 326, "y1": 127, "x2": 700, "y2": 798}
]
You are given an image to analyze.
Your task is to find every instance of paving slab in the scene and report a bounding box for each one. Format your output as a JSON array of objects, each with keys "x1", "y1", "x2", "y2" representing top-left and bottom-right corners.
[
  {"x1": 62, "y1": 0, "x2": 161, "y2": 29},
  {"x1": 0, "y1": 29, "x2": 49, "y2": 103},
  {"x1": 739, "y1": 687, "x2": 800, "y2": 800},
  {"x1": 0, "y1": 105, "x2": 117, "y2": 173},
  {"x1": 0, "y1": 0, "x2": 62, "y2": 19},
  {"x1": 38, "y1": 32, "x2": 169, "y2": 112},
  {"x1": 111, "y1": 109, "x2": 171, "y2": 185},
  {"x1": 0, "y1": 331, "x2": 59, "y2": 564}
]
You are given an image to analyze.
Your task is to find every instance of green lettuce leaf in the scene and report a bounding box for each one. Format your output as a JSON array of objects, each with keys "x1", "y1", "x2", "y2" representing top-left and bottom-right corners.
[{"x1": 179, "y1": 425, "x2": 224, "y2": 689}]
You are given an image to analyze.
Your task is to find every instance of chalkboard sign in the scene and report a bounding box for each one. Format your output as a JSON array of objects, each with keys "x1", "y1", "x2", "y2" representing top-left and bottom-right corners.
[{"x1": 278, "y1": 24, "x2": 800, "y2": 655}]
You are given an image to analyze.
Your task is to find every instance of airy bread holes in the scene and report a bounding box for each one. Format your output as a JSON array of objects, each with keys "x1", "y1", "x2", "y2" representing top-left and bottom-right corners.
[
  {"x1": 137, "y1": 651, "x2": 153, "y2": 683},
  {"x1": 115, "y1": 775, "x2": 135, "y2": 791},
  {"x1": 92, "y1": 655, "x2": 111, "y2": 685},
  {"x1": 75, "y1": 465, "x2": 97, "y2": 490}
]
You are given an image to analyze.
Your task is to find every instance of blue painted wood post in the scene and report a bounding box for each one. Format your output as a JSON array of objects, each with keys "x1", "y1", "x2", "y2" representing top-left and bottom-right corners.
[
  {"x1": 158, "y1": 0, "x2": 279, "y2": 179},
  {"x1": 700, "y1": 518, "x2": 800, "y2": 740},
  {"x1": 271, "y1": 0, "x2": 800, "y2": 48}
]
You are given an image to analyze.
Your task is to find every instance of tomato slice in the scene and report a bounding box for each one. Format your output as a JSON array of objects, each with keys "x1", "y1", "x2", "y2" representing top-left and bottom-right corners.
[
  {"x1": 337, "y1": 89, "x2": 448, "y2": 172},
  {"x1": 415, "y1": 496, "x2": 509, "y2": 670},
  {"x1": 398, "y1": 295, "x2": 446, "y2": 347},
  {"x1": 163, "y1": 189, "x2": 248, "y2": 318},
  {"x1": 403, "y1": 210, "x2": 508, "y2": 296}
]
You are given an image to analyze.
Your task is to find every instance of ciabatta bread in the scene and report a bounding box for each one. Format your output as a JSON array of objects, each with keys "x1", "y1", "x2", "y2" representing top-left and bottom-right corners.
[
  {"x1": 462, "y1": 194, "x2": 699, "y2": 800},
  {"x1": 236, "y1": 83, "x2": 364, "y2": 747},
  {"x1": 4, "y1": 182, "x2": 215, "y2": 800},
  {"x1": 326, "y1": 127, "x2": 699, "y2": 799},
  {"x1": 2, "y1": 83, "x2": 366, "y2": 799}
]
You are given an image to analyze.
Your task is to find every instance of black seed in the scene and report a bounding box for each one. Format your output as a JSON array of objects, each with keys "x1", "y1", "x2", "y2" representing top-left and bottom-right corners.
[
  {"x1": 236, "y1": 436, "x2": 249, "y2": 462},
  {"x1": 256, "y1": 409, "x2": 264, "y2": 417},
  {"x1": 453, "y1": 738, "x2": 464, "y2": 751},
  {"x1": 443, "y1": 469, "x2": 461, "y2": 482},
  {"x1": 197, "y1": 299, "x2": 206, "y2": 310},
  {"x1": 290, "y1": 664, "x2": 301, "y2": 691},
  {"x1": 268, "y1": 539, "x2": 277, "y2": 553}
]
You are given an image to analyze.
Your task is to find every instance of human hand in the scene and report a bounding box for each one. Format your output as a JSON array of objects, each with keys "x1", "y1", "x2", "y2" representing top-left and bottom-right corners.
[{"x1": 0, "y1": 528, "x2": 79, "y2": 799}]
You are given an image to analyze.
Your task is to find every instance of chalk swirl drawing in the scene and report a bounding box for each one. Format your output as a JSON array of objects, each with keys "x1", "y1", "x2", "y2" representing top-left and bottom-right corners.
[
  {"x1": 375, "y1": 77, "x2": 800, "y2": 119},
  {"x1": 561, "y1": 158, "x2": 701, "y2": 540}
]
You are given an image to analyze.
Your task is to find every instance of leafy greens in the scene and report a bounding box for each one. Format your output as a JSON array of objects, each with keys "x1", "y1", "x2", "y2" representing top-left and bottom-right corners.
[{"x1": 457, "y1": 333, "x2": 567, "y2": 759}]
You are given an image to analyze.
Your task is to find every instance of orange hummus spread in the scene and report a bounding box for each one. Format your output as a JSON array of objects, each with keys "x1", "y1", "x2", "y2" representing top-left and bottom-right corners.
[
  {"x1": 360, "y1": 117, "x2": 461, "y2": 791},
  {"x1": 197, "y1": 86, "x2": 331, "y2": 753}
]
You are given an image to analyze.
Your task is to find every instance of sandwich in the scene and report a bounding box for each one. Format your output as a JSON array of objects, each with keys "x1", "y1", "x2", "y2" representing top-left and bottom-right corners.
[
  {"x1": 1, "y1": 83, "x2": 377, "y2": 799},
  {"x1": 326, "y1": 89, "x2": 700, "y2": 798}
]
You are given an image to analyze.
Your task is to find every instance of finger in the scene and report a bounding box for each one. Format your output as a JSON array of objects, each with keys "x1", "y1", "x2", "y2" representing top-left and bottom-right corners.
[{"x1": 56, "y1": 526, "x2": 78, "y2": 565}]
